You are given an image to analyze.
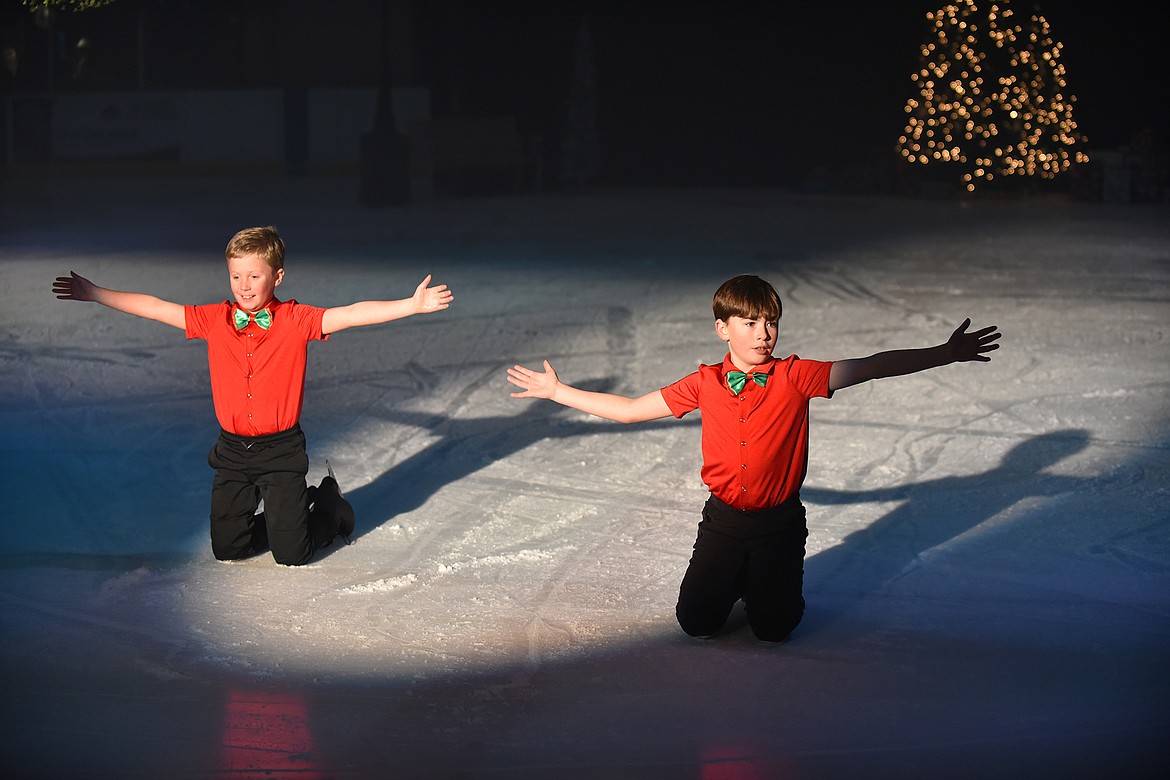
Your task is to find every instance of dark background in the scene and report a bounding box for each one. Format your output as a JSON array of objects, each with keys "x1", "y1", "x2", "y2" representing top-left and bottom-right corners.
[{"x1": 1, "y1": 0, "x2": 1165, "y2": 188}]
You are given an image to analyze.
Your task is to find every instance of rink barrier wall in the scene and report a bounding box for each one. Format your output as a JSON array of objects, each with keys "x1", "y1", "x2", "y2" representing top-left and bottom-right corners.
[{"x1": 1, "y1": 87, "x2": 430, "y2": 174}]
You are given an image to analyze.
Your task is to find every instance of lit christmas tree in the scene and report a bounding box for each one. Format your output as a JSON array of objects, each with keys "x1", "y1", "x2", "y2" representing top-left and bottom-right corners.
[{"x1": 897, "y1": 0, "x2": 1088, "y2": 192}]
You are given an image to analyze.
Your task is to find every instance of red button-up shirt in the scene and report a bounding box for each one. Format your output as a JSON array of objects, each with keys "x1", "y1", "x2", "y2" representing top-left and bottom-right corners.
[
  {"x1": 660, "y1": 354, "x2": 833, "y2": 510},
  {"x1": 185, "y1": 298, "x2": 328, "y2": 436}
]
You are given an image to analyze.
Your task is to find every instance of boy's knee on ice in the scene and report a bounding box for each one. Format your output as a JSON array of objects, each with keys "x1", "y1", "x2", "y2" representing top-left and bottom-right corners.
[
  {"x1": 212, "y1": 539, "x2": 251, "y2": 562},
  {"x1": 676, "y1": 593, "x2": 804, "y2": 642},
  {"x1": 210, "y1": 512, "x2": 267, "y2": 561},
  {"x1": 271, "y1": 547, "x2": 313, "y2": 567},
  {"x1": 675, "y1": 572, "x2": 739, "y2": 638},
  {"x1": 675, "y1": 608, "x2": 729, "y2": 639},
  {"x1": 745, "y1": 597, "x2": 805, "y2": 642}
]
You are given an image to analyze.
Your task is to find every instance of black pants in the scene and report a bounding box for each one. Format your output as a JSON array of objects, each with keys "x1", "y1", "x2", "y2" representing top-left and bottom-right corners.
[
  {"x1": 207, "y1": 425, "x2": 335, "y2": 566},
  {"x1": 675, "y1": 493, "x2": 809, "y2": 642}
]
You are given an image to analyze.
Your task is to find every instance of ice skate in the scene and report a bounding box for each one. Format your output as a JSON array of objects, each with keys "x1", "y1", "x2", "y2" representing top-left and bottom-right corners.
[{"x1": 311, "y1": 461, "x2": 355, "y2": 544}]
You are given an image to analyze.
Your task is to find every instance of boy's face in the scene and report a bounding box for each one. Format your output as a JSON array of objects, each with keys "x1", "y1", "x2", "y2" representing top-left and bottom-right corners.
[
  {"x1": 227, "y1": 252, "x2": 283, "y2": 313},
  {"x1": 716, "y1": 315, "x2": 777, "y2": 371}
]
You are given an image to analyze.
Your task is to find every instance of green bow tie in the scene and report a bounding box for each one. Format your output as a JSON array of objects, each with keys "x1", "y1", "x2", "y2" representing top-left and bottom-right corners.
[
  {"x1": 727, "y1": 370, "x2": 767, "y2": 394},
  {"x1": 234, "y1": 308, "x2": 271, "y2": 330}
]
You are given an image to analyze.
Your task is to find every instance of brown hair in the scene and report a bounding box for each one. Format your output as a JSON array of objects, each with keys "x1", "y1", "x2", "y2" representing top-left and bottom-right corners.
[
  {"x1": 225, "y1": 226, "x2": 285, "y2": 272},
  {"x1": 712, "y1": 274, "x2": 782, "y2": 322}
]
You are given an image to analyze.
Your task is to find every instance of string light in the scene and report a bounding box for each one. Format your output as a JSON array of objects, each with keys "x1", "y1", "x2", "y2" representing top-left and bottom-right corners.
[{"x1": 896, "y1": 0, "x2": 1087, "y2": 190}]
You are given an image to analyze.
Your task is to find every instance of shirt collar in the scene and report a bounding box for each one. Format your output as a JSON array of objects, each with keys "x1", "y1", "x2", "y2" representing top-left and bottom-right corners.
[
  {"x1": 721, "y1": 354, "x2": 776, "y2": 377},
  {"x1": 230, "y1": 297, "x2": 282, "y2": 315},
  {"x1": 230, "y1": 297, "x2": 282, "y2": 328}
]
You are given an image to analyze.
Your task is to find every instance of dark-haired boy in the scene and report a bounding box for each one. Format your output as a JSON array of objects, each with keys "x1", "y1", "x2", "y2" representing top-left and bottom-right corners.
[{"x1": 508, "y1": 274, "x2": 999, "y2": 641}]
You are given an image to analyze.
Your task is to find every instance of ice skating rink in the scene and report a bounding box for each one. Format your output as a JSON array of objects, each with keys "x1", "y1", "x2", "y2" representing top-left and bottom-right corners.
[{"x1": 2, "y1": 173, "x2": 1168, "y2": 778}]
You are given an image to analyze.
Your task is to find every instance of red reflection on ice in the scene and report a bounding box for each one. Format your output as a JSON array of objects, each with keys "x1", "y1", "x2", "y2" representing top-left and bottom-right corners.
[
  {"x1": 701, "y1": 743, "x2": 791, "y2": 780},
  {"x1": 220, "y1": 689, "x2": 323, "y2": 779}
]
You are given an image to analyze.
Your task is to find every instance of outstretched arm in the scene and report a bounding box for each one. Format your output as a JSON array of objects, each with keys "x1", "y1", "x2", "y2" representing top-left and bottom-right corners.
[
  {"x1": 53, "y1": 272, "x2": 187, "y2": 330},
  {"x1": 321, "y1": 274, "x2": 453, "y2": 335},
  {"x1": 829, "y1": 318, "x2": 1000, "y2": 393},
  {"x1": 507, "y1": 360, "x2": 673, "y2": 424}
]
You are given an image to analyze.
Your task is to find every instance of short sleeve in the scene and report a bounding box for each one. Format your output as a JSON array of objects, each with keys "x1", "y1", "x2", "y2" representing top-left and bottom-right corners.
[
  {"x1": 660, "y1": 369, "x2": 705, "y2": 419},
  {"x1": 781, "y1": 356, "x2": 834, "y2": 400}
]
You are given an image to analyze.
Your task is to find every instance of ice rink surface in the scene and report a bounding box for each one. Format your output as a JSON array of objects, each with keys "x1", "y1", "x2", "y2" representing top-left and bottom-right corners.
[{"x1": 2, "y1": 173, "x2": 1168, "y2": 778}]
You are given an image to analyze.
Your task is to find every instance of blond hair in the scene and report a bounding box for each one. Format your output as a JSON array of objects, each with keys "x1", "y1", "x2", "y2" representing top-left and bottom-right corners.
[{"x1": 225, "y1": 226, "x2": 285, "y2": 272}]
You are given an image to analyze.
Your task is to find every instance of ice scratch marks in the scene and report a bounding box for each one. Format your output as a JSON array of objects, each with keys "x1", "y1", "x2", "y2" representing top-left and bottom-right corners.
[
  {"x1": 606, "y1": 306, "x2": 635, "y2": 357},
  {"x1": 1, "y1": 341, "x2": 159, "y2": 366},
  {"x1": 780, "y1": 268, "x2": 901, "y2": 309},
  {"x1": 1088, "y1": 519, "x2": 1170, "y2": 575},
  {"x1": 332, "y1": 485, "x2": 625, "y2": 667},
  {"x1": 341, "y1": 572, "x2": 417, "y2": 594},
  {"x1": 5, "y1": 567, "x2": 193, "y2": 660},
  {"x1": 3, "y1": 338, "x2": 210, "y2": 421},
  {"x1": 524, "y1": 614, "x2": 577, "y2": 665},
  {"x1": 606, "y1": 305, "x2": 636, "y2": 387},
  {"x1": 1082, "y1": 388, "x2": 1139, "y2": 399},
  {"x1": 336, "y1": 499, "x2": 578, "y2": 598},
  {"x1": 435, "y1": 546, "x2": 566, "y2": 574}
]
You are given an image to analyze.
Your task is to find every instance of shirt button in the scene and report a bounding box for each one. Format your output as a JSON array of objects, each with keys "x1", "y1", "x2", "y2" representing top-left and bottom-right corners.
[
  {"x1": 740, "y1": 441, "x2": 747, "y2": 446},
  {"x1": 738, "y1": 395, "x2": 746, "y2": 401},
  {"x1": 739, "y1": 418, "x2": 746, "y2": 423},
  {"x1": 741, "y1": 464, "x2": 747, "y2": 469},
  {"x1": 741, "y1": 486, "x2": 747, "y2": 492}
]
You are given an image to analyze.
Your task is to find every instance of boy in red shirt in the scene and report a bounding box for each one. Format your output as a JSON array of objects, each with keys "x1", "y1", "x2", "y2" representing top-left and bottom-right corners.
[
  {"x1": 54, "y1": 226, "x2": 453, "y2": 566},
  {"x1": 508, "y1": 274, "x2": 999, "y2": 641}
]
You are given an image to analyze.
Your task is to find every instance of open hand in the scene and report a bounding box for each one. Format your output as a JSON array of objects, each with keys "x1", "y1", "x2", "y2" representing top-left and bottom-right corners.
[
  {"x1": 507, "y1": 360, "x2": 559, "y2": 399},
  {"x1": 413, "y1": 274, "x2": 454, "y2": 312},
  {"x1": 53, "y1": 271, "x2": 97, "y2": 302},
  {"x1": 948, "y1": 318, "x2": 1001, "y2": 362}
]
